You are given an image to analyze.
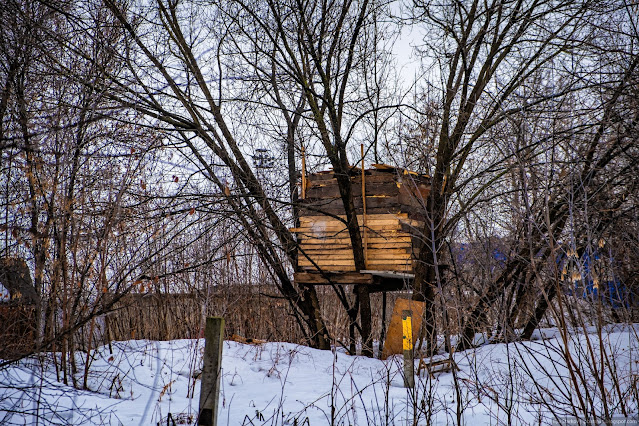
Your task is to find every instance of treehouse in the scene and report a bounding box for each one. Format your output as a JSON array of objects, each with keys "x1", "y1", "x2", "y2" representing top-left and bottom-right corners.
[{"x1": 292, "y1": 164, "x2": 430, "y2": 291}]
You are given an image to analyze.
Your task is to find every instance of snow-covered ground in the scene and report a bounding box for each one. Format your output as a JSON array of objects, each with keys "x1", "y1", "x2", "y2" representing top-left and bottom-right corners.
[{"x1": 1, "y1": 325, "x2": 638, "y2": 425}]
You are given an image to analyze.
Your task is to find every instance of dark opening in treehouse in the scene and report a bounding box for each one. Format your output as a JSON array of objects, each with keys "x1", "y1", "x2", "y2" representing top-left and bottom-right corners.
[{"x1": 292, "y1": 164, "x2": 430, "y2": 289}]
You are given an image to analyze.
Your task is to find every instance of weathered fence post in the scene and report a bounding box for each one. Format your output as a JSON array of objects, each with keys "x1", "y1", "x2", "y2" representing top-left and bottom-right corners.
[
  {"x1": 402, "y1": 309, "x2": 415, "y2": 389},
  {"x1": 198, "y1": 317, "x2": 224, "y2": 426}
]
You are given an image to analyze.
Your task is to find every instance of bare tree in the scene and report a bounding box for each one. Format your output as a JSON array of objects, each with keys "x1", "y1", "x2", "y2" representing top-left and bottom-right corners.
[
  {"x1": 33, "y1": 0, "x2": 400, "y2": 355},
  {"x1": 402, "y1": 0, "x2": 639, "y2": 350},
  {"x1": 225, "y1": 0, "x2": 400, "y2": 355},
  {"x1": 0, "y1": 0, "x2": 171, "y2": 383},
  {"x1": 55, "y1": 0, "x2": 338, "y2": 349}
]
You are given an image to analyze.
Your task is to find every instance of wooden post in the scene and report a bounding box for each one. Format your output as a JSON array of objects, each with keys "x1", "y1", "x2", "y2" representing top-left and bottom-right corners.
[
  {"x1": 199, "y1": 317, "x2": 224, "y2": 426},
  {"x1": 379, "y1": 291, "x2": 387, "y2": 357},
  {"x1": 402, "y1": 309, "x2": 415, "y2": 389},
  {"x1": 360, "y1": 144, "x2": 368, "y2": 268},
  {"x1": 301, "y1": 145, "x2": 307, "y2": 199}
]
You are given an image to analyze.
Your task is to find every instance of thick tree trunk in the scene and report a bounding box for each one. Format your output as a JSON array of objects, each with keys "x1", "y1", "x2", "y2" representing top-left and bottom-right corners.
[
  {"x1": 299, "y1": 284, "x2": 330, "y2": 349},
  {"x1": 356, "y1": 285, "x2": 372, "y2": 356},
  {"x1": 412, "y1": 174, "x2": 447, "y2": 355},
  {"x1": 521, "y1": 282, "x2": 558, "y2": 340},
  {"x1": 412, "y1": 261, "x2": 438, "y2": 354}
]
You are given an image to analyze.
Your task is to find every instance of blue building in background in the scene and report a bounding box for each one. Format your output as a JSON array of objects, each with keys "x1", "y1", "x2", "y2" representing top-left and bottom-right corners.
[
  {"x1": 561, "y1": 242, "x2": 632, "y2": 309},
  {"x1": 454, "y1": 238, "x2": 634, "y2": 310}
]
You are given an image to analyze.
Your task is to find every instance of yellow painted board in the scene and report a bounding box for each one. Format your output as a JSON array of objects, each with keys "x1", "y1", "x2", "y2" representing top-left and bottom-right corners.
[{"x1": 402, "y1": 315, "x2": 413, "y2": 350}]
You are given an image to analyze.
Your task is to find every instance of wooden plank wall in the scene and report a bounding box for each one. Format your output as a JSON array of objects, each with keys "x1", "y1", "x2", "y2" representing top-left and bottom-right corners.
[
  {"x1": 295, "y1": 214, "x2": 422, "y2": 272},
  {"x1": 295, "y1": 167, "x2": 429, "y2": 273},
  {"x1": 295, "y1": 167, "x2": 428, "y2": 273},
  {"x1": 301, "y1": 168, "x2": 430, "y2": 220}
]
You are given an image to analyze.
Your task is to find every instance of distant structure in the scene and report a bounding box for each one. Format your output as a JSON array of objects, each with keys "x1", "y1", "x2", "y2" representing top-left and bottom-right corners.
[
  {"x1": 0, "y1": 257, "x2": 38, "y2": 304},
  {"x1": 560, "y1": 243, "x2": 631, "y2": 309},
  {"x1": 293, "y1": 164, "x2": 430, "y2": 291}
]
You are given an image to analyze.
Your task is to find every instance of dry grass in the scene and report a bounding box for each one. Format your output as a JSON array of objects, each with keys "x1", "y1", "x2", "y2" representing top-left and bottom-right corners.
[
  {"x1": 103, "y1": 285, "x2": 412, "y2": 349},
  {"x1": 0, "y1": 304, "x2": 36, "y2": 358}
]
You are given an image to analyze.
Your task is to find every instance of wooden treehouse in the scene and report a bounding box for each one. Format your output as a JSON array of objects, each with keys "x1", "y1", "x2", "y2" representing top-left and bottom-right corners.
[{"x1": 293, "y1": 164, "x2": 430, "y2": 292}]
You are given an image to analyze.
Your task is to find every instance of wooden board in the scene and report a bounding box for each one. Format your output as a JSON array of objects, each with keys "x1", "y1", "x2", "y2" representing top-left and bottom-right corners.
[
  {"x1": 299, "y1": 262, "x2": 414, "y2": 273},
  {"x1": 299, "y1": 236, "x2": 413, "y2": 245},
  {"x1": 299, "y1": 258, "x2": 411, "y2": 265},
  {"x1": 294, "y1": 272, "x2": 374, "y2": 285},
  {"x1": 296, "y1": 230, "x2": 413, "y2": 238},
  {"x1": 293, "y1": 215, "x2": 423, "y2": 233},
  {"x1": 382, "y1": 298, "x2": 425, "y2": 360},
  {"x1": 299, "y1": 214, "x2": 422, "y2": 227},
  {"x1": 298, "y1": 258, "x2": 413, "y2": 266},
  {"x1": 294, "y1": 212, "x2": 422, "y2": 273},
  {"x1": 301, "y1": 213, "x2": 410, "y2": 219},
  {"x1": 299, "y1": 242, "x2": 413, "y2": 249},
  {"x1": 299, "y1": 250, "x2": 417, "y2": 259},
  {"x1": 299, "y1": 247, "x2": 413, "y2": 255},
  {"x1": 303, "y1": 170, "x2": 431, "y2": 218}
]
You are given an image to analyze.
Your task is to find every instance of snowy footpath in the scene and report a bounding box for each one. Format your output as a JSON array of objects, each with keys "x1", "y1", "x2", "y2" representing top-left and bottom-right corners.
[{"x1": 1, "y1": 325, "x2": 638, "y2": 425}]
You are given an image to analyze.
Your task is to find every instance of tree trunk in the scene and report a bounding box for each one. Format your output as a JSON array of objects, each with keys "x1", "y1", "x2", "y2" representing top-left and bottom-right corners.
[
  {"x1": 521, "y1": 281, "x2": 558, "y2": 340},
  {"x1": 300, "y1": 284, "x2": 330, "y2": 350}
]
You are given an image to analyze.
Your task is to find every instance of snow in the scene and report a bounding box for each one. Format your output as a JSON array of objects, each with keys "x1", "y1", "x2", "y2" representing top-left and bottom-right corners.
[{"x1": 1, "y1": 325, "x2": 638, "y2": 425}]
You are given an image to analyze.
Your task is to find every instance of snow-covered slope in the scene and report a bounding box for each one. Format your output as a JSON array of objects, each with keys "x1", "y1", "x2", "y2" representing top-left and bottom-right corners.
[{"x1": 1, "y1": 325, "x2": 637, "y2": 425}]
